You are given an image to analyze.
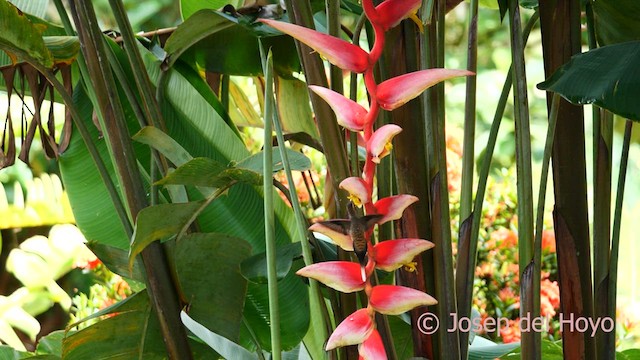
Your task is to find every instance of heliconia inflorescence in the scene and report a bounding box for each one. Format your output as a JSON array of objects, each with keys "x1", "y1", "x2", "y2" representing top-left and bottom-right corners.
[{"x1": 261, "y1": 1, "x2": 472, "y2": 358}]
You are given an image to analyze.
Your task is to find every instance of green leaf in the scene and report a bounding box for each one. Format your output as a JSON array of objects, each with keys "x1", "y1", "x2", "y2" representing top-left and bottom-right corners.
[
  {"x1": 276, "y1": 77, "x2": 319, "y2": 138},
  {"x1": 618, "y1": 349, "x2": 640, "y2": 360},
  {"x1": 163, "y1": 9, "x2": 235, "y2": 69},
  {"x1": 42, "y1": 36, "x2": 80, "y2": 65},
  {"x1": 593, "y1": 0, "x2": 640, "y2": 46},
  {"x1": 240, "y1": 242, "x2": 302, "y2": 283},
  {"x1": 181, "y1": 311, "x2": 257, "y2": 360},
  {"x1": 538, "y1": 41, "x2": 640, "y2": 121},
  {"x1": 469, "y1": 336, "x2": 521, "y2": 359},
  {"x1": 0, "y1": 345, "x2": 30, "y2": 359},
  {"x1": 176, "y1": 233, "x2": 251, "y2": 342},
  {"x1": 59, "y1": 86, "x2": 130, "y2": 250},
  {"x1": 0, "y1": 0, "x2": 53, "y2": 67},
  {"x1": 35, "y1": 330, "x2": 66, "y2": 356},
  {"x1": 129, "y1": 200, "x2": 206, "y2": 266},
  {"x1": 165, "y1": 10, "x2": 299, "y2": 76},
  {"x1": 180, "y1": 0, "x2": 242, "y2": 20},
  {"x1": 155, "y1": 157, "x2": 262, "y2": 188},
  {"x1": 8, "y1": 0, "x2": 47, "y2": 18},
  {"x1": 237, "y1": 147, "x2": 312, "y2": 174},
  {"x1": 62, "y1": 294, "x2": 165, "y2": 359}
]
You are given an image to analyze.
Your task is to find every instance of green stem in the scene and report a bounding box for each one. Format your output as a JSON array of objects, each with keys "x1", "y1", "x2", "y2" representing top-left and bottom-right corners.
[
  {"x1": 607, "y1": 120, "x2": 632, "y2": 358},
  {"x1": 107, "y1": 0, "x2": 166, "y2": 131},
  {"x1": 533, "y1": 93, "x2": 560, "y2": 277},
  {"x1": 507, "y1": 0, "x2": 537, "y2": 357},
  {"x1": 459, "y1": 0, "x2": 478, "y2": 232},
  {"x1": 259, "y1": 44, "x2": 281, "y2": 360}
]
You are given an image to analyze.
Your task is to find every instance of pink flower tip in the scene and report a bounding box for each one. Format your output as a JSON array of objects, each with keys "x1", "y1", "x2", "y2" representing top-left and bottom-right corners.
[
  {"x1": 339, "y1": 177, "x2": 370, "y2": 207},
  {"x1": 326, "y1": 308, "x2": 374, "y2": 350},
  {"x1": 296, "y1": 261, "x2": 365, "y2": 293},
  {"x1": 259, "y1": 19, "x2": 370, "y2": 73},
  {"x1": 373, "y1": 238, "x2": 434, "y2": 272},
  {"x1": 367, "y1": 124, "x2": 402, "y2": 164},
  {"x1": 369, "y1": 285, "x2": 437, "y2": 315},
  {"x1": 309, "y1": 86, "x2": 368, "y2": 132}
]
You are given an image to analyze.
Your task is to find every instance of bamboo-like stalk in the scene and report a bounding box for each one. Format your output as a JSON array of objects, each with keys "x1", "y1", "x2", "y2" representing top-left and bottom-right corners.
[
  {"x1": 456, "y1": 0, "x2": 479, "y2": 355},
  {"x1": 607, "y1": 120, "x2": 633, "y2": 358},
  {"x1": 259, "y1": 46, "x2": 281, "y2": 360},
  {"x1": 506, "y1": 1, "x2": 537, "y2": 357},
  {"x1": 69, "y1": 2, "x2": 192, "y2": 358}
]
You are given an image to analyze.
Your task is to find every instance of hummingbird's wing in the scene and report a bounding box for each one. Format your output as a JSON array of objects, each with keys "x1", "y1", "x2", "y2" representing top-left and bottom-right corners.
[
  {"x1": 362, "y1": 214, "x2": 384, "y2": 229},
  {"x1": 316, "y1": 219, "x2": 351, "y2": 235}
]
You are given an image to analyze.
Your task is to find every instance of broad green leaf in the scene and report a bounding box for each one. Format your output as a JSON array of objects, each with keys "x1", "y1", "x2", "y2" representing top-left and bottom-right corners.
[
  {"x1": 129, "y1": 200, "x2": 206, "y2": 266},
  {"x1": 592, "y1": 0, "x2": 640, "y2": 46},
  {"x1": 181, "y1": 311, "x2": 257, "y2": 360},
  {"x1": 388, "y1": 314, "x2": 414, "y2": 360},
  {"x1": 240, "y1": 242, "x2": 302, "y2": 283},
  {"x1": 163, "y1": 9, "x2": 235, "y2": 69},
  {"x1": 155, "y1": 157, "x2": 262, "y2": 188},
  {"x1": 180, "y1": 0, "x2": 242, "y2": 20},
  {"x1": 0, "y1": 0, "x2": 52, "y2": 67},
  {"x1": 8, "y1": 0, "x2": 47, "y2": 18},
  {"x1": 469, "y1": 336, "x2": 521, "y2": 359},
  {"x1": 59, "y1": 86, "x2": 130, "y2": 250},
  {"x1": 276, "y1": 77, "x2": 319, "y2": 138},
  {"x1": 0, "y1": 345, "x2": 30, "y2": 359},
  {"x1": 237, "y1": 147, "x2": 312, "y2": 173},
  {"x1": 62, "y1": 291, "x2": 216, "y2": 359},
  {"x1": 167, "y1": 10, "x2": 299, "y2": 76},
  {"x1": 537, "y1": 41, "x2": 640, "y2": 121},
  {"x1": 176, "y1": 233, "x2": 251, "y2": 343},
  {"x1": 35, "y1": 330, "x2": 66, "y2": 356},
  {"x1": 618, "y1": 349, "x2": 640, "y2": 360}
]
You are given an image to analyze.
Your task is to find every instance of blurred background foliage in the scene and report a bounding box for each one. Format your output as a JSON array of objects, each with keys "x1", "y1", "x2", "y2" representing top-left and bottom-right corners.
[{"x1": 0, "y1": 0, "x2": 638, "y2": 355}]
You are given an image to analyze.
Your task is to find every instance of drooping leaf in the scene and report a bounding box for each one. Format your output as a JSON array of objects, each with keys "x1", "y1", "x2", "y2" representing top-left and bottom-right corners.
[
  {"x1": 132, "y1": 126, "x2": 194, "y2": 167},
  {"x1": 537, "y1": 41, "x2": 640, "y2": 121},
  {"x1": 237, "y1": 147, "x2": 311, "y2": 174},
  {"x1": 42, "y1": 36, "x2": 80, "y2": 65},
  {"x1": 155, "y1": 157, "x2": 261, "y2": 187},
  {"x1": 241, "y1": 242, "x2": 302, "y2": 283},
  {"x1": 181, "y1": 311, "x2": 257, "y2": 360},
  {"x1": 0, "y1": 0, "x2": 52, "y2": 67},
  {"x1": 176, "y1": 233, "x2": 251, "y2": 343}
]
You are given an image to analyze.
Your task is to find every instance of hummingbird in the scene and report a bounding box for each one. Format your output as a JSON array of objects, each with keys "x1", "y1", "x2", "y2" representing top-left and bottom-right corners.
[{"x1": 318, "y1": 202, "x2": 382, "y2": 268}]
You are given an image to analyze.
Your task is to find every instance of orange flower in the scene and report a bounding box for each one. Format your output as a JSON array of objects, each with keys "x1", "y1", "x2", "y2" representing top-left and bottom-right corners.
[
  {"x1": 540, "y1": 279, "x2": 560, "y2": 317},
  {"x1": 500, "y1": 319, "x2": 521, "y2": 343},
  {"x1": 492, "y1": 228, "x2": 518, "y2": 249},
  {"x1": 541, "y1": 229, "x2": 556, "y2": 253}
]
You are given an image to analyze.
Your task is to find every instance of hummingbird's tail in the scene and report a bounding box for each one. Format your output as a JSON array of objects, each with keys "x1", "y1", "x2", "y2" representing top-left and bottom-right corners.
[{"x1": 355, "y1": 250, "x2": 367, "y2": 281}]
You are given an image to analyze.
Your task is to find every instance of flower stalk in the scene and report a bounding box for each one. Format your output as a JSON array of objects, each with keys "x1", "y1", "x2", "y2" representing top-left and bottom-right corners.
[{"x1": 262, "y1": 1, "x2": 470, "y2": 357}]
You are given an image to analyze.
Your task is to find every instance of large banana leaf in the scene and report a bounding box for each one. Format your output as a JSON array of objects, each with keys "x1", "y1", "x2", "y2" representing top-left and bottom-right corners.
[
  {"x1": 538, "y1": 41, "x2": 640, "y2": 122},
  {"x1": 0, "y1": 0, "x2": 52, "y2": 67},
  {"x1": 592, "y1": 0, "x2": 640, "y2": 46}
]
